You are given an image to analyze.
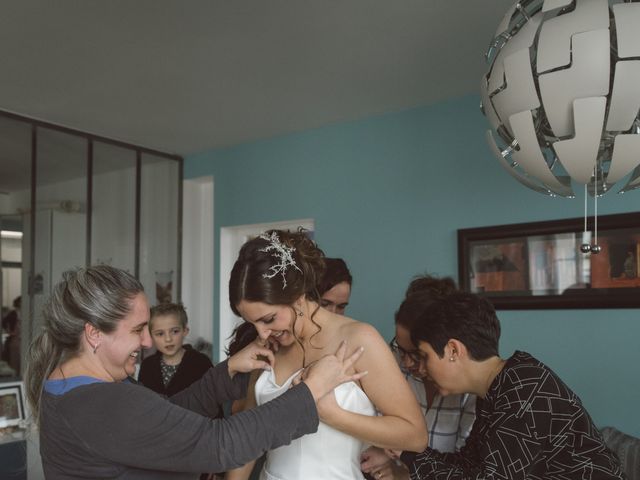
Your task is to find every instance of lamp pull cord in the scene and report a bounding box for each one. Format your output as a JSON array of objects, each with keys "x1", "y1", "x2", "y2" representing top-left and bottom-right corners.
[
  {"x1": 581, "y1": 184, "x2": 591, "y2": 254},
  {"x1": 594, "y1": 176, "x2": 598, "y2": 247},
  {"x1": 584, "y1": 183, "x2": 587, "y2": 234},
  {"x1": 592, "y1": 167, "x2": 601, "y2": 254}
]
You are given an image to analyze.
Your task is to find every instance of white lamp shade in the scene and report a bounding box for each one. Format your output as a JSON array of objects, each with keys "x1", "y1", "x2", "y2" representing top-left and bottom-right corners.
[{"x1": 482, "y1": 0, "x2": 640, "y2": 197}]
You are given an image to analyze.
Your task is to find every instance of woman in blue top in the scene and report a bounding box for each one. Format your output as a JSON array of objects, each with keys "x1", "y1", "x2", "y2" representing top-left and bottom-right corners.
[{"x1": 24, "y1": 265, "x2": 366, "y2": 479}]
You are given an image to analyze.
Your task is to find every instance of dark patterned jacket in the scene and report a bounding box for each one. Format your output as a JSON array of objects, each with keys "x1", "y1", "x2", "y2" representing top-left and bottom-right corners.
[
  {"x1": 139, "y1": 345, "x2": 213, "y2": 397},
  {"x1": 401, "y1": 351, "x2": 623, "y2": 479}
]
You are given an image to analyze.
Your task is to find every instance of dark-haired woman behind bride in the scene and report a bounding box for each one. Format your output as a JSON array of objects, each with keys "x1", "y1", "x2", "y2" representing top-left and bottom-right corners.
[{"x1": 226, "y1": 230, "x2": 427, "y2": 480}]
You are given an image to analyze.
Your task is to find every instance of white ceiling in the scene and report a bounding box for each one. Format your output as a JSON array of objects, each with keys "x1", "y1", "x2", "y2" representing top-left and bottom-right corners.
[
  {"x1": 0, "y1": 0, "x2": 515, "y2": 197},
  {"x1": 0, "y1": 0, "x2": 515, "y2": 155}
]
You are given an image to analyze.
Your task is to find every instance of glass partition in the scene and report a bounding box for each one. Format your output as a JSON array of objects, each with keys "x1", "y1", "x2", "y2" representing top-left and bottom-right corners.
[
  {"x1": 0, "y1": 116, "x2": 30, "y2": 379},
  {"x1": 22, "y1": 127, "x2": 89, "y2": 372},
  {"x1": 92, "y1": 142, "x2": 137, "y2": 272},
  {"x1": 1, "y1": 215, "x2": 23, "y2": 378},
  {"x1": 140, "y1": 154, "x2": 180, "y2": 306},
  {"x1": 34, "y1": 127, "x2": 88, "y2": 287},
  {"x1": 0, "y1": 116, "x2": 32, "y2": 196},
  {"x1": 0, "y1": 110, "x2": 182, "y2": 379}
]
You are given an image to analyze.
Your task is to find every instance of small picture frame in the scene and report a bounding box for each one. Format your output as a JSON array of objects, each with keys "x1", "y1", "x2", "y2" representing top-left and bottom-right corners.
[
  {"x1": 458, "y1": 212, "x2": 640, "y2": 309},
  {"x1": 0, "y1": 381, "x2": 26, "y2": 428}
]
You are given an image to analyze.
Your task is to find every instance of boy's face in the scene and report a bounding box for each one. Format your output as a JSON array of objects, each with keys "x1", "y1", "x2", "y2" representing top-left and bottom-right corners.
[{"x1": 150, "y1": 314, "x2": 188, "y2": 359}]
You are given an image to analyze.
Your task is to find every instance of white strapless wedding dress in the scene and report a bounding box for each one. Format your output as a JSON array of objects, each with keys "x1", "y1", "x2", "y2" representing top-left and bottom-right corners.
[{"x1": 255, "y1": 368, "x2": 376, "y2": 480}]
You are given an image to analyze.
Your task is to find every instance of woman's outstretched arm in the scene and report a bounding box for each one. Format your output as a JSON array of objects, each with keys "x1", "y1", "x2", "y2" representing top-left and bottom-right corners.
[{"x1": 225, "y1": 370, "x2": 260, "y2": 480}]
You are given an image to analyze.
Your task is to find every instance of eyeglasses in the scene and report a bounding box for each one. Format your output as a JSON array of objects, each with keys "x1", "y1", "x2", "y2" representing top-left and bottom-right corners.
[{"x1": 389, "y1": 337, "x2": 423, "y2": 365}]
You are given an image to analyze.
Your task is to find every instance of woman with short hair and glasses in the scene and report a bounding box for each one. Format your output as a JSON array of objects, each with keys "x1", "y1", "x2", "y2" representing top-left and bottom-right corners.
[
  {"x1": 361, "y1": 275, "x2": 476, "y2": 480},
  {"x1": 395, "y1": 292, "x2": 622, "y2": 479}
]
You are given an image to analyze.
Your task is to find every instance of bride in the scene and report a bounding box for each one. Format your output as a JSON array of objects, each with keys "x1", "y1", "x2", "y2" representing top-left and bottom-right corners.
[{"x1": 226, "y1": 230, "x2": 427, "y2": 480}]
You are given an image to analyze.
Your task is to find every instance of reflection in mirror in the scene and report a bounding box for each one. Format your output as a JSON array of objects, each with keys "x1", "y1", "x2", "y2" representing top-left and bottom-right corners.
[
  {"x1": 92, "y1": 142, "x2": 136, "y2": 272},
  {"x1": 34, "y1": 127, "x2": 88, "y2": 285},
  {"x1": 0, "y1": 116, "x2": 31, "y2": 195},
  {"x1": 0, "y1": 116, "x2": 30, "y2": 380},
  {"x1": 20, "y1": 127, "x2": 88, "y2": 379},
  {"x1": 140, "y1": 154, "x2": 180, "y2": 307},
  {"x1": 0, "y1": 111, "x2": 183, "y2": 384},
  {"x1": 1, "y1": 216, "x2": 23, "y2": 379}
]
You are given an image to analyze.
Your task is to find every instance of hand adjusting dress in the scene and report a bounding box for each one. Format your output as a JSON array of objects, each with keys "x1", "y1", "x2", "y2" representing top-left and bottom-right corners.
[{"x1": 255, "y1": 368, "x2": 376, "y2": 480}]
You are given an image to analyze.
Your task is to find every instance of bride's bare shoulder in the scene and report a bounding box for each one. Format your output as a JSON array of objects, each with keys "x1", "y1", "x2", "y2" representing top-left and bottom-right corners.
[
  {"x1": 337, "y1": 318, "x2": 385, "y2": 346},
  {"x1": 335, "y1": 319, "x2": 397, "y2": 373}
]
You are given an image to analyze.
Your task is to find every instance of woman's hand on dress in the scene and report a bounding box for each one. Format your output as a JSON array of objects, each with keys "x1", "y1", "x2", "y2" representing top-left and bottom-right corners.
[
  {"x1": 360, "y1": 446, "x2": 392, "y2": 474},
  {"x1": 370, "y1": 463, "x2": 395, "y2": 480},
  {"x1": 372, "y1": 462, "x2": 409, "y2": 480},
  {"x1": 301, "y1": 340, "x2": 367, "y2": 402},
  {"x1": 227, "y1": 338, "x2": 275, "y2": 377},
  {"x1": 315, "y1": 386, "x2": 342, "y2": 424},
  {"x1": 362, "y1": 448, "x2": 409, "y2": 480},
  {"x1": 291, "y1": 372, "x2": 343, "y2": 424}
]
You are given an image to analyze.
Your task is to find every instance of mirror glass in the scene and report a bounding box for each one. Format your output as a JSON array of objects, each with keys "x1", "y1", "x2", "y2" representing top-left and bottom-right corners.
[
  {"x1": 91, "y1": 142, "x2": 136, "y2": 272},
  {"x1": 21, "y1": 127, "x2": 89, "y2": 378},
  {"x1": 0, "y1": 113, "x2": 182, "y2": 382},
  {"x1": 140, "y1": 154, "x2": 180, "y2": 306},
  {"x1": 1, "y1": 215, "x2": 23, "y2": 379},
  {"x1": 0, "y1": 116, "x2": 30, "y2": 379}
]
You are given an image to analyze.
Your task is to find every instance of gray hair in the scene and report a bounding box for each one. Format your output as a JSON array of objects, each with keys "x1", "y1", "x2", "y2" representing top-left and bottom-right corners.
[{"x1": 24, "y1": 265, "x2": 144, "y2": 424}]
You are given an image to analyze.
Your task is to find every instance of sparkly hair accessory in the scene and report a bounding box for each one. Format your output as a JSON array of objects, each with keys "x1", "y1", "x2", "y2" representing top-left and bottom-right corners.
[{"x1": 259, "y1": 232, "x2": 302, "y2": 288}]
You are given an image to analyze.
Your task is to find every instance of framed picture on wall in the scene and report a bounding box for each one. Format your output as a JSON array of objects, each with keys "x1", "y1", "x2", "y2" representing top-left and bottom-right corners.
[
  {"x1": 0, "y1": 381, "x2": 26, "y2": 428},
  {"x1": 457, "y1": 212, "x2": 640, "y2": 309}
]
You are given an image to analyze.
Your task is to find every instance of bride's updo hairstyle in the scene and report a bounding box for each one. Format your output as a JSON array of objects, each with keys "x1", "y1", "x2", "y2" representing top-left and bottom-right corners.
[{"x1": 229, "y1": 229, "x2": 326, "y2": 315}]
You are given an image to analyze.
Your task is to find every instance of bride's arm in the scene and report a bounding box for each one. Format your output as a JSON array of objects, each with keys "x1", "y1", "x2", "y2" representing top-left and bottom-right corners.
[{"x1": 319, "y1": 322, "x2": 428, "y2": 453}]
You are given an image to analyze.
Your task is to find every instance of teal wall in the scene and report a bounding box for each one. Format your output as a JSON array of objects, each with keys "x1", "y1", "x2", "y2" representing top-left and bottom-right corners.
[{"x1": 186, "y1": 94, "x2": 640, "y2": 437}]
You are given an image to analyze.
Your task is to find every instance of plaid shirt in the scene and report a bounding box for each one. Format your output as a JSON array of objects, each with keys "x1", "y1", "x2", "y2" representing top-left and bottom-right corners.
[{"x1": 405, "y1": 374, "x2": 476, "y2": 453}]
